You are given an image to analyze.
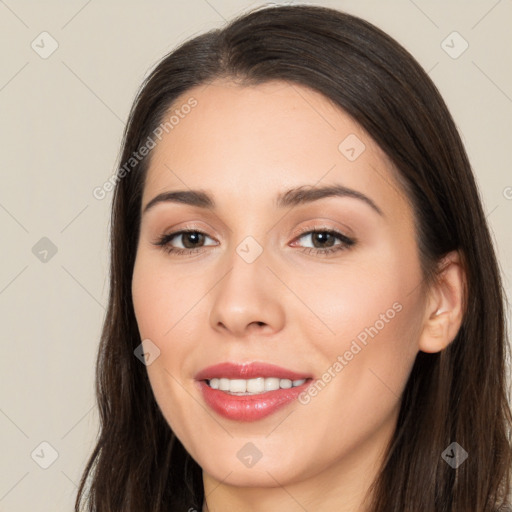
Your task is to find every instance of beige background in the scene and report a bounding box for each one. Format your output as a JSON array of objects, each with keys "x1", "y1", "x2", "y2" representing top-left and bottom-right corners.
[{"x1": 0, "y1": 1, "x2": 511, "y2": 510}]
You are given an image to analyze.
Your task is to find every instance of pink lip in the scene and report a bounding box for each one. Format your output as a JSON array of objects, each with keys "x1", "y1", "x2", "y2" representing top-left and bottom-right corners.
[
  {"x1": 195, "y1": 361, "x2": 312, "y2": 381},
  {"x1": 195, "y1": 362, "x2": 313, "y2": 422}
]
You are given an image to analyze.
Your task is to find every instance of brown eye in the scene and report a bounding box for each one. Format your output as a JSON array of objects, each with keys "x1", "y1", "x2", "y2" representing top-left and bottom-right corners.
[
  {"x1": 293, "y1": 228, "x2": 356, "y2": 256},
  {"x1": 307, "y1": 232, "x2": 337, "y2": 249},
  {"x1": 179, "y1": 232, "x2": 206, "y2": 249},
  {"x1": 153, "y1": 229, "x2": 216, "y2": 255}
]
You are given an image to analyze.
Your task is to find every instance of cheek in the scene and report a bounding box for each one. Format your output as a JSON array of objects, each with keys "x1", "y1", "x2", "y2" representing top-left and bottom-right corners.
[
  {"x1": 297, "y1": 242, "x2": 424, "y2": 398},
  {"x1": 131, "y1": 253, "x2": 201, "y2": 340},
  {"x1": 298, "y1": 255, "x2": 419, "y2": 348},
  {"x1": 288, "y1": 272, "x2": 423, "y2": 475},
  {"x1": 131, "y1": 253, "x2": 208, "y2": 398}
]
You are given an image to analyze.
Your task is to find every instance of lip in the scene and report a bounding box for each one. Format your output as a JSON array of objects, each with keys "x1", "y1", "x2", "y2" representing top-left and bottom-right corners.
[
  {"x1": 195, "y1": 361, "x2": 312, "y2": 381},
  {"x1": 195, "y1": 362, "x2": 313, "y2": 422}
]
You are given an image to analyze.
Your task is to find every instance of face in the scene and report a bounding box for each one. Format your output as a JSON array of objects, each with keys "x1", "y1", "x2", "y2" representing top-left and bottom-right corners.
[{"x1": 131, "y1": 79, "x2": 428, "y2": 491}]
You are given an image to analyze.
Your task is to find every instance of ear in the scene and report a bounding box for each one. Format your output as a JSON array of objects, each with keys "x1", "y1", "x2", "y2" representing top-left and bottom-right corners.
[{"x1": 418, "y1": 250, "x2": 466, "y2": 354}]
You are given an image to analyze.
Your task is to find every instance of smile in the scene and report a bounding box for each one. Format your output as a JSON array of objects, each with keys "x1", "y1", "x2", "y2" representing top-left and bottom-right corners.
[{"x1": 195, "y1": 362, "x2": 313, "y2": 421}]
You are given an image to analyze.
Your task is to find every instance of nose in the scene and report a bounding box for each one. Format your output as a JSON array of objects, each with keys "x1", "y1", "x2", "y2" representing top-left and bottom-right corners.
[{"x1": 208, "y1": 248, "x2": 286, "y2": 339}]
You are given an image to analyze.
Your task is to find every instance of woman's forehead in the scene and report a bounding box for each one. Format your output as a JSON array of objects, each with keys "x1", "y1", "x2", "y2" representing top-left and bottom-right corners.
[{"x1": 142, "y1": 80, "x2": 408, "y2": 218}]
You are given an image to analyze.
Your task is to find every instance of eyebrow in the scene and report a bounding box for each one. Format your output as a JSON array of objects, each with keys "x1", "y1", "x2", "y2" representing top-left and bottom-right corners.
[{"x1": 142, "y1": 184, "x2": 383, "y2": 216}]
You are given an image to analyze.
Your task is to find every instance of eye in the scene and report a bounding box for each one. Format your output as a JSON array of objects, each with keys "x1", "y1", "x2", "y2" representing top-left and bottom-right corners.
[
  {"x1": 292, "y1": 228, "x2": 355, "y2": 256},
  {"x1": 153, "y1": 229, "x2": 216, "y2": 256}
]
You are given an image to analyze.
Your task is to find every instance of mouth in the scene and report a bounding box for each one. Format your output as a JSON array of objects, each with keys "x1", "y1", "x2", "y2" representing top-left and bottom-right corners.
[{"x1": 195, "y1": 362, "x2": 313, "y2": 422}]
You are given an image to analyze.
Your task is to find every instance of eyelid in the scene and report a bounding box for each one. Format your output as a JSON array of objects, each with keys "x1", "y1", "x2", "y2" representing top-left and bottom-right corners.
[
  {"x1": 156, "y1": 227, "x2": 217, "y2": 246},
  {"x1": 290, "y1": 221, "x2": 355, "y2": 240}
]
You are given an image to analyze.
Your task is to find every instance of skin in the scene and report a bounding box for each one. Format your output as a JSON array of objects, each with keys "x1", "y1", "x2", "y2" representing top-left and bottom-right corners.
[{"x1": 131, "y1": 79, "x2": 465, "y2": 512}]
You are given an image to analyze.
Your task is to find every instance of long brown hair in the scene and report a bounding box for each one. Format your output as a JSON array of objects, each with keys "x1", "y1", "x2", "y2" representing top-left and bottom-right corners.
[{"x1": 75, "y1": 5, "x2": 512, "y2": 511}]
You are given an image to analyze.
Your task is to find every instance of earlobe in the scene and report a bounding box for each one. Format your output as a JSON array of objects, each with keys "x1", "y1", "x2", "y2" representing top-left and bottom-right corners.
[{"x1": 418, "y1": 251, "x2": 466, "y2": 354}]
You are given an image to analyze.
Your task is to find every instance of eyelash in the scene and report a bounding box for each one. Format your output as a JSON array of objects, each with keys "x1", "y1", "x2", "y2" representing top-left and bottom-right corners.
[{"x1": 152, "y1": 226, "x2": 356, "y2": 257}]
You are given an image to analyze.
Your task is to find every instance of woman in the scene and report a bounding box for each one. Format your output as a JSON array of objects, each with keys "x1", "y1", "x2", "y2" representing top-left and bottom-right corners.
[{"x1": 75, "y1": 4, "x2": 512, "y2": 511}]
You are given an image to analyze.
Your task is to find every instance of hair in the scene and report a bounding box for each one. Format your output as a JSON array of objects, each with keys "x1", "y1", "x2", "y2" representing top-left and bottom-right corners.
[{"x1": 75, "y1": 4, "x2": 512, "y2": 511}]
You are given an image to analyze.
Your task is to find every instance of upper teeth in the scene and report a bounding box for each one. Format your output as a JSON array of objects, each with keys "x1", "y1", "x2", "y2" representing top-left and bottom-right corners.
[{"x1": 208, "y1": 377, "x2": 306, "y2": 394}]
